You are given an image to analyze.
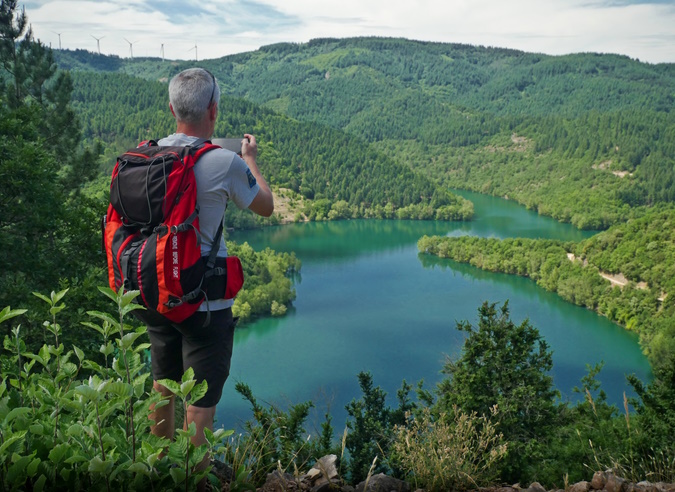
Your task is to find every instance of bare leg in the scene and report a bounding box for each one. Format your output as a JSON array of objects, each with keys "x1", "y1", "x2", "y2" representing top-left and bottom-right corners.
[
  {"x1": 150, "y1": 380, "x2": 175, "y2": 440},
  {"x1": 186, "y1": 404, "x2": 216, "y2": 492}
]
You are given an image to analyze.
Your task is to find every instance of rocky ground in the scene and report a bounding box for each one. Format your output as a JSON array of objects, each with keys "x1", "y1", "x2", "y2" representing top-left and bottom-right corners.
[{"x1": 210, "y1": 456, "x2": 675, "y2": 492}]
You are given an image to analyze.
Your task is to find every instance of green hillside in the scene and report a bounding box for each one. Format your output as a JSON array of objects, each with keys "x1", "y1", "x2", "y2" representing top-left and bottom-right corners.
[
  {"x1": 67, "y1": 70, "x2": 472, "y2": 223},
  {"x1": 56, "y1": 38, "x2": 675, "y2": 229}
]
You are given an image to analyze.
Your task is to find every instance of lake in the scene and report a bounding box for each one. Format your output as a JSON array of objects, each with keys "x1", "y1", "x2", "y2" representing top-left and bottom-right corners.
[{"x1": 219, "y1": 190, "x2": 652, "y2": 434}]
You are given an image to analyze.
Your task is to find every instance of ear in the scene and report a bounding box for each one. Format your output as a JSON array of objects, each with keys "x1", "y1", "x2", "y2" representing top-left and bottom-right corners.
[
  {"x1": 209, "y1": 102, "x2": 218, "y2": 121},
  {"x1": 169, "y1": 103, "x2": 176, "y2": 118}
]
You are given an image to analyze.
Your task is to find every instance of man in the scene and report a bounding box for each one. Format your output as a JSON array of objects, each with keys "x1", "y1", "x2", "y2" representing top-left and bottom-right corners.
[{"x1": 139, "y1": 67, "x2": 273, "y2": 481}]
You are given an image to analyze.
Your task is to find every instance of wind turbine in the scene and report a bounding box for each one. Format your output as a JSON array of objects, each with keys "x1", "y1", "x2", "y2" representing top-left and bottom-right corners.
[
  {"x1": 91, "y1": 35, "x2": 104, "y2": 55},
  {"x1": 188, "y1": 43, "x2": 197, "y2": 62},
  {"x1": 124, "y1": 38, "x2": 137, "y2": 59},
  {"x1": 51, "y1": 31, "x2": 62, "y2": 50},
  {"x1": 160, "y1": 43, "x2": 164, "y2": 62}
]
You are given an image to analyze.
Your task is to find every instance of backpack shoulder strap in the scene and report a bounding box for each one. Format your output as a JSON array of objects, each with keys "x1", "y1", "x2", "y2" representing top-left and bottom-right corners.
[{"x1": 137, "y1": 139, "x2": 158, "y2": 148}]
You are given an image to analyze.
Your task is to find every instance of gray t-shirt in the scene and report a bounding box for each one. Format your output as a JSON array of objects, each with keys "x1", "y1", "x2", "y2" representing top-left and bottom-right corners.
[{"x1": 158, "y1": 133, "x2": 260, "y2": 310}]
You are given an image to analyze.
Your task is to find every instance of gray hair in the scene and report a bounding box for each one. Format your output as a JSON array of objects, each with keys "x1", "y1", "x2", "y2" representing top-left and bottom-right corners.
[{"x1": 168, "y1": 68, "x2": 220, "y2": 123}]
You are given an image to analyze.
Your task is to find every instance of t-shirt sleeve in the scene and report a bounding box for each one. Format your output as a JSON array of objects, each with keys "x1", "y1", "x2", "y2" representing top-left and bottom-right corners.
[{"x1": 225, "y1": 154, "x2": 260, "y2": 210}]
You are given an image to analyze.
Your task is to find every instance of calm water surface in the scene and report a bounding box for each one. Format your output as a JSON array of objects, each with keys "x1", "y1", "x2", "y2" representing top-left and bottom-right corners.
[{"x1": 218, "y1": 190, "x2": 651, "y2": 432}]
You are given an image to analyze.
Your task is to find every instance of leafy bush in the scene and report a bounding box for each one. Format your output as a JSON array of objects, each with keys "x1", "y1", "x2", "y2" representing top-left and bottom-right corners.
[{"x1": 0, "y1": 289, "x2": 233, "y2": 491}]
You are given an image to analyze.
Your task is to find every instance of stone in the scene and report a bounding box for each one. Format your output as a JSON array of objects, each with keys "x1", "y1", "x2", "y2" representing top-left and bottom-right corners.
[
  {"x1": 605, "y1": 475, "x2": 628, "y2": 492},
  {"x1": 526, "y1": 482, "x2": 547, "y2": 492},
  {"x1": 592, "y1": 471, "x2": 608, "y2": 490},
  {"x1": 570, "y1": 481, "x2": 592, "y2": 492},
  {"x1": 261, "y1": 470, "x2": 298, "y2": 492},
  {"x1": 310, "y1": 482, "x2": 342, "y2": 492},
  {"x1": 311, "y1": 454, "x2": 339, "y2": 481},
  {"x1": 355, "y1": 473, "x2": 410, "y2": 492}
]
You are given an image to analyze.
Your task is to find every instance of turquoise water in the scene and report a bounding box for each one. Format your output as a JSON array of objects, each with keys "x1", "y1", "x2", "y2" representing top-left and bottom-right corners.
[{"x1": 217, "y1": 191, "x2": 651, "y2": 432}]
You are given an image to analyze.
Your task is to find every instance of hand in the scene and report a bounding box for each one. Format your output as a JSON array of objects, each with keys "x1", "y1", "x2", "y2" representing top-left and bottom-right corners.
[{"x1": 241, "y1": 134, "x2": 257, "y2": 161}]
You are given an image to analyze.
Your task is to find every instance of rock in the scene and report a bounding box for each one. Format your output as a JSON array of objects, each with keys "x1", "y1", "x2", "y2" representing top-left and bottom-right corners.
[
  {"x1": 260, "y1": 470, "x2": 298, "y2": 492},
  {"x1": 571, "y1": 481, "x2": 591, "y2": 492},
  {"x1": 354, "y1": 473, "x2": 410, "y2": 492},
  {"x1": 310, "y1": 455, "x2": 339, "y2": 482},
  {"x1": 592, "y1": 472, "x2": 608, "y2": 490},
  {"x1": 605, "y1": 475, "x2": 628, "y2": 492},
  {"x1": 310, "y1": 482, "x2": 342, "y2": 492},
  {"x1": 526, "y1": 483, "x2": 547, "y2": 492}
]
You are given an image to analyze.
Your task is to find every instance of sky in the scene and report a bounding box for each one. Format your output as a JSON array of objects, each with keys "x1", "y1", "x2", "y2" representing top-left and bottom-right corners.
[{"x1": 24, "y1": 0, "x2": 675, "y2": 64}]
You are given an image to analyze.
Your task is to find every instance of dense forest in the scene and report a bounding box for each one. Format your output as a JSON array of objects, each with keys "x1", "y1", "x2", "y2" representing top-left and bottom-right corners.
[
  {"x1": 69, "y1": 70, "x2": 471, "y2": 223},
  {"x1": 2, "y1": 11, "x2": 674, "y2": 491},
  {"x1": 55, "y1": 37, "x2": 675, "y2": 230}
]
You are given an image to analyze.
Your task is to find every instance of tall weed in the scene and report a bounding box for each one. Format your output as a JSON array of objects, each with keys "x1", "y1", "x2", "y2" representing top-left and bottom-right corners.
[{"x1": 392, "y1": 406, "x2": 507, "y2": 492}]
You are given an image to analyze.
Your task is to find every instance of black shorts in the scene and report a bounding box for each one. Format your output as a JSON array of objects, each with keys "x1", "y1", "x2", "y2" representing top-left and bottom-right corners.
[{"x1": 135, "y1": 308, "x2": 236, "y2": 408}]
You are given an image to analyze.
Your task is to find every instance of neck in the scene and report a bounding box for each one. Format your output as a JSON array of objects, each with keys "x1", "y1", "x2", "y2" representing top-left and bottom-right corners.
[{"x1": 175, "y1": 121, "x2": 212, "y2": 140}]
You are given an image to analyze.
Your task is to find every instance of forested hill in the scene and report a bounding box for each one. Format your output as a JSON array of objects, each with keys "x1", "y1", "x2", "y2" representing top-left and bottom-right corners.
[
  {"x1": 56, "y1": 38, "x2": 675, "y2": 229},
  {"x1": 68, "y1": 70, "x2": 471, "y2": 221}
]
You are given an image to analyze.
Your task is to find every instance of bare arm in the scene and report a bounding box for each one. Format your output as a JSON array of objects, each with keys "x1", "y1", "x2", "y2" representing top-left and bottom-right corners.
[{"x1": 241, "y1": 133, "x2": 274, "y2": 217}]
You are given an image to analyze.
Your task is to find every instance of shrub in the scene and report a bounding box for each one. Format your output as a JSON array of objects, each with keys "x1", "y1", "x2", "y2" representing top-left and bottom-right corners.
[
  {"x1": 392, "y1": 406, "x2": 507, "y2": 491},
  {"x1": 0, "y1": 288, "x2": 233, "y2": 491}
]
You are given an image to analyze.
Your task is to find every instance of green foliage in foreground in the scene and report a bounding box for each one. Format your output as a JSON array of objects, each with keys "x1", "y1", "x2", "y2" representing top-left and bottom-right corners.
[
  {"x1": 2, "y1": 293, "x2": 673, "y2": 491},
  {"x1": 0, "y1": 289, "x2": 233, "y2": 491},
  {"x1": 436, "y1": 301, "x2": 560, "y2": 482}
]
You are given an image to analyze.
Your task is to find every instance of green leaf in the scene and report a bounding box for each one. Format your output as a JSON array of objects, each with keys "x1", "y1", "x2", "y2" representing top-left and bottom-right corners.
[
  {"x1": 157, "y1": 378, "x2": 181, "y2": 395},
  {"x1": 0, "y1": 432, "x2": 26, "y2": 457},
  {"x1": 182, "y1": 367, "x2": 195, "y2": 383},
  {"x1": 169, "y1": 466, "x2": 186, "y2": 484},
  {"x1": 61, "y1": 362, "x2": 78, "y2": 378},
  {"x1": 33, "y1": 474, "x2": 47, "y2": 492},
  {"x1": 48, "y1": 443, "x2": 69, "y2": 464},
  {"x1": 97, "y1": 286, "x2": 118, "y2": 304},
  {"x1": 64, "y1": 454, "x2": 88, "y2": 464},
  {"x1": 126, "y1": 462, "x2": 150, "y2": 475},
  {"x1": 104, "y1": 381, "x2": 133, "y2": 398},
  {"x1": 120, "y1": 290, "x2": 141, "y2": 308},
  {"x1": 88, "y1": 456, "x2": 114, "y2": 474},
  {"x1": 180, "y1": 379, "x2": 196, "y2": 397},
  {"x1": 100, "y1": 343, "x2": 115, "y2": 357},
  {"x1": 119, "y1": 331, "x2": 144, "y2": 350},
  {"x1": 66, "y1": 423, "x2": 83, "y2": 438},
  {"x1": 80, "y1": 321, "x2": 106, "y2": 336},
  {"x1": 82, "y1": 360, "x2": 106, "y2": 373},
  {"x1": 0, "y1": 307, "x2": 28, "y2": 324},
  {"x1": 7, "y1": 454, "x2": 33, "y2": 485},
  {"x1": 75, "y1": 384, "x2": 100, "y2": 402},
  {"x1": 49, "y1": 304, "x2": 66, "y2": 316},
  {"x1": 50, "y1": 288, "x2": 69, "y2": 305},
  {"x1": 29, "y1": 423, "x2": 44, "y2": 435},
  {"x1": 27, "y1": 457, "x2": 41, "y2": 477},
  {"x1": 121, "y1": 304, "x2": 146, "y2": 317},
  {"x1": 73, "y1": 345, "x2": 85, "y2": 363},
  {"x1": 32, "y1": 292, "x2": 52, "y2": 305},
  {"x1": 87, "y1": 311, "x2": 119, "y2": 329},
  {"x1": 4, "y1": 407, "x2": 31, "y2": 425},
  {"x1": 189, "y1": 381, "x2": 208, "y2": 405},
  {"x1": 133, "y1": 342, "x2": 151, "y2": 354}
]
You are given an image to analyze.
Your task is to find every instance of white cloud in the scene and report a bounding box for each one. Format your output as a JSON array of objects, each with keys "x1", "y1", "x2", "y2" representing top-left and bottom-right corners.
[{"x1": 26, "y1": 0, "x2": 675, "y2": 63}]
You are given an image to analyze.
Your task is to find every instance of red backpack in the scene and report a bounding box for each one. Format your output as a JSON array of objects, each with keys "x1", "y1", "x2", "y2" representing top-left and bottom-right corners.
[{"x1": 103, "y1": 139, "x2": 243, "y2": 323}]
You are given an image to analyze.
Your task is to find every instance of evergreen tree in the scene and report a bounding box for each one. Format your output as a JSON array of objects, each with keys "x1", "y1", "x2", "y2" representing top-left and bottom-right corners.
[
  {"x1": 0, "y1": 0, "x2": 101, "y2": 345},
  {"x1": 435, "y1": 301, "x2": 561, "y2": 483}
]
